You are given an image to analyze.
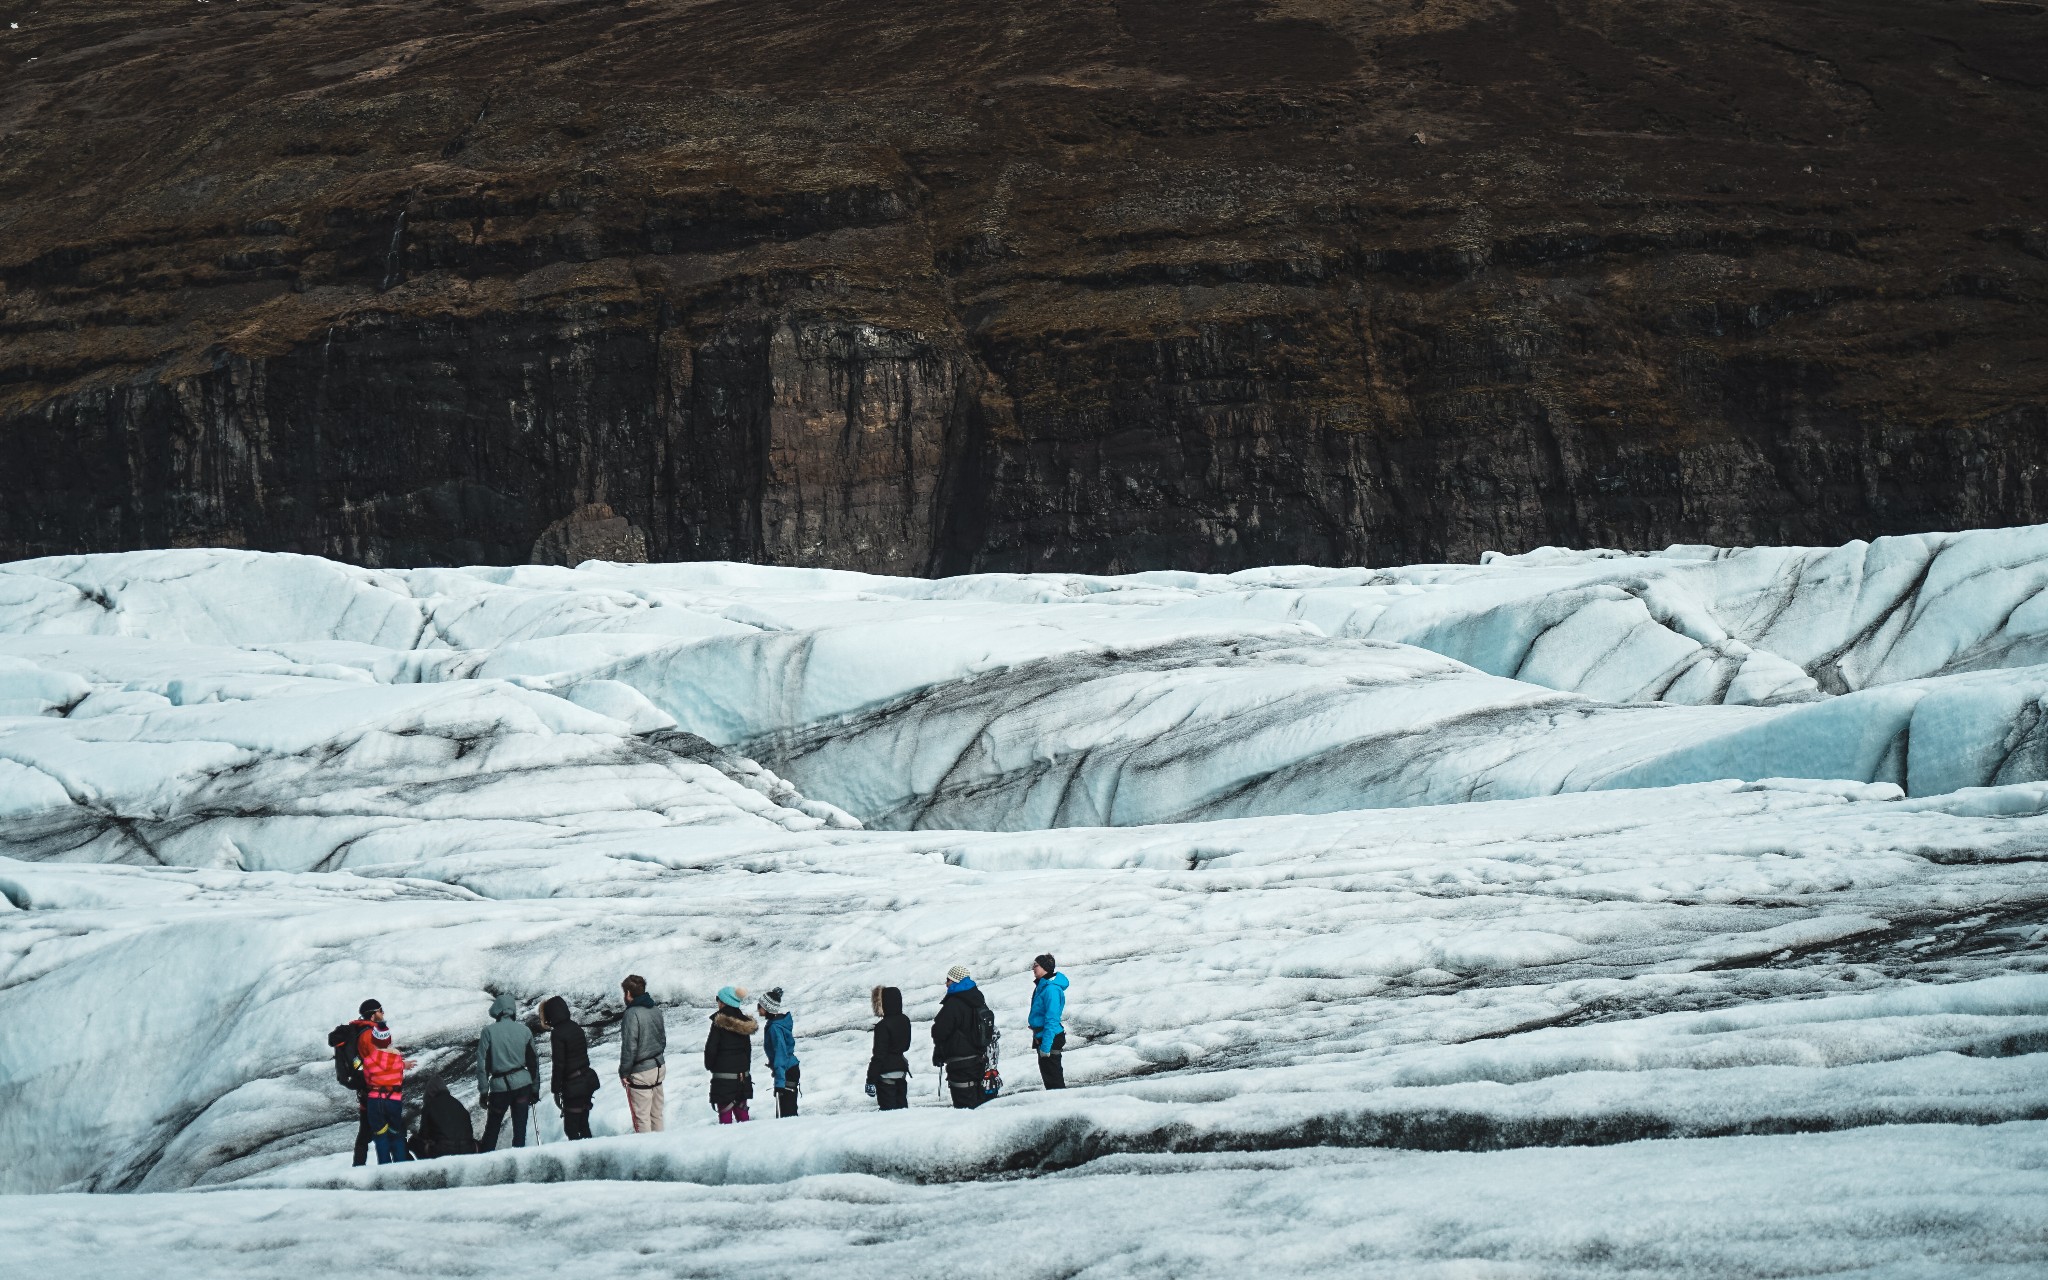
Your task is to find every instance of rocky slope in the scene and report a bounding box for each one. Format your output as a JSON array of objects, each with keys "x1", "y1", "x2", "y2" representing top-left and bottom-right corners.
[{"x1": 1, "y1": 0, "x2": 2044, "y2": 572}]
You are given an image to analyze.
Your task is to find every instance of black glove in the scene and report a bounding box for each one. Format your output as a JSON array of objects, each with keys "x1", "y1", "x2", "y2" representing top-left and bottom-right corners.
[{"x1": 865, "y1": 1082, "x2": 877, "y2": 1098}]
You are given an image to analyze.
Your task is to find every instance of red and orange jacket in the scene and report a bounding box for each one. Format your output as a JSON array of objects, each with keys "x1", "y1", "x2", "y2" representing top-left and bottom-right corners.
[{"x1": 358, "y1": 1025, "x2": 407, "y2": 1093}]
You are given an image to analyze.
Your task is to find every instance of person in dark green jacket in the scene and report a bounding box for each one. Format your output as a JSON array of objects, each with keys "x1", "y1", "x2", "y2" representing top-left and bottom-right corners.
[{"x1": 476, "y1": 993, "x2": 539, "y2": 1151}]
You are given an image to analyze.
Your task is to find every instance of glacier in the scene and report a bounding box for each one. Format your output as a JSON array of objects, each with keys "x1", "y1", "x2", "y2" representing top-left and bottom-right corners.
[{"x1": 2, "y1": 529, "x2": 2047, "y2": 1277}]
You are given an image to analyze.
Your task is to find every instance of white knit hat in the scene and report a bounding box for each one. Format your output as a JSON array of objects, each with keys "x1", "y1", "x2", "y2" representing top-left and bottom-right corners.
[{"x1": 945, "y1": 965, "x2": 971, "y2": 984}]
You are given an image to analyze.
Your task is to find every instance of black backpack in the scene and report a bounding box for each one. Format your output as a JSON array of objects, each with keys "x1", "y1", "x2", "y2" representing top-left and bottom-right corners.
[
  {"x1": 973, "y1": 1006, "x2": 998, "y2": 1054},
  {"x1": 328, "y1": 1023, "x2": 365, "y2": 1092}
]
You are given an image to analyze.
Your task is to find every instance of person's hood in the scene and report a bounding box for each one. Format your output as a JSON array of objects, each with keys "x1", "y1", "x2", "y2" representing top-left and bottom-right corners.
[
  {"x1": 1039, "y1": 972, "x2": 1069, "y2": 993},
  {"x1": 880, "y1": 986, "x2": 904, "y2": 1018},
  {"x1": 489, "y1": 993, "x2": 518, "y2": 1020},
  {"x1": 630, "y1": 992, "x2": 656, "y2": 1009},
  {"x1": 946, "y1": 976, "x2": 977, "y2": 994},
  {"x1": 712, "y1": 1009, "x2": 759, "y2": 1036}
]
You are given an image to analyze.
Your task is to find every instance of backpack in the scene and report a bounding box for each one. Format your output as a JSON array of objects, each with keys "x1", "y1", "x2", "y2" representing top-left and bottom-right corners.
[
  {"x1": 978, "y1": 1012, "x2": 1003, "y2": 1099},
  {"x1": 327, "y1": 1023, "x2": 365, "y2": 1092},
  {"x1": 972, "y1": 1006, "x2": 998, "y2": 1054}
]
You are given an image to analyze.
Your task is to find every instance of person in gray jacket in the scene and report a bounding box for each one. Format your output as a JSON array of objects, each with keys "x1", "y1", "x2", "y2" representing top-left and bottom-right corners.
[
  {"x1": 618, "y1": 973, "x2": 667, "y2": 1132},
  {"x1": 476, "y1": 993, "x2": 540, "y2": 1151}
]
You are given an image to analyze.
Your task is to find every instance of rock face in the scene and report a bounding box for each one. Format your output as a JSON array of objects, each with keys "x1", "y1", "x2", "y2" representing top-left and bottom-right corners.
[
  {"x1": 529, "y1": 503, "x2": 648, "y2": 566},
  {"x1": 1, "y1": 0, "x2": 2044, "y2": 572}
]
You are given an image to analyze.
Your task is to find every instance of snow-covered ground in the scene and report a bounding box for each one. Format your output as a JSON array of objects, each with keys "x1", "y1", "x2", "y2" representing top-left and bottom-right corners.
[{"x1": 3, "y1": 531, "x2": 2047, "y2": 1275}]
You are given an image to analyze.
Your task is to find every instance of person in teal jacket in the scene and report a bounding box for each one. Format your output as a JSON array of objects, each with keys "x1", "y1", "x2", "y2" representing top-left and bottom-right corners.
[
  {"x1": 1027, "y1": 954, "x2": 1069, "y2": 1090},
  {"x1": 758, "y1": 988, "x2": 801, "y2": 1117}
]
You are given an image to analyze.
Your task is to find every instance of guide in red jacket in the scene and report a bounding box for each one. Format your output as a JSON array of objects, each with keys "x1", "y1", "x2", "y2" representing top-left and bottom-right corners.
[{"x1": 328, "y1": 999, "x2": 384, "y2": 1166}]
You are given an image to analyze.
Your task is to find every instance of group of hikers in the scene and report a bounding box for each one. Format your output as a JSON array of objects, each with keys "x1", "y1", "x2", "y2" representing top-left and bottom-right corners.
[{"x1": 330, "y1": 955, "x2": 1071, "y2": 1164}]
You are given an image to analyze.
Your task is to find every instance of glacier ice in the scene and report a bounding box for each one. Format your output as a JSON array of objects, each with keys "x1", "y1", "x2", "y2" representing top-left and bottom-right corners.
[{"x1": 3, "y1": 531, "x2": 2048, "y2": 1275}]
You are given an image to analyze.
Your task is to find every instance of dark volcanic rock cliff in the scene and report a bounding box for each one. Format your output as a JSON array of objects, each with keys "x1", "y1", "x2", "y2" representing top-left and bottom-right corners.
[{"x1": 1, "y1": 0, "x2": 2044, "y2": 572}]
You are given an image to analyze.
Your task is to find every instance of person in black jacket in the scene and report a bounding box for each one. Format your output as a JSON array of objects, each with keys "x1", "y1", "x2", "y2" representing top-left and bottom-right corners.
[
  {"x1": 411, "y1": 1082, "x2": 478, "y2": 1158},
  {"x1": 541, "y1": 995, "x2": 598, "y2": 1141},
  {"x1": 705, "y1": 985, "x2": 756, "y2": 1123},
  {"x1": 865, "y1": 986, "x2": 911, "y2": 1111},
  {"x1": 930, "y1": 965, "x2": 992, "y2": 1109}
]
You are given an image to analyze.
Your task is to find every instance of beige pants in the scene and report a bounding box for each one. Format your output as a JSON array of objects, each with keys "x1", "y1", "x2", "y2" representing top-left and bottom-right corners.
[{"x1": 625, "y1": 1065, "x2": 665, "y2": 1132}]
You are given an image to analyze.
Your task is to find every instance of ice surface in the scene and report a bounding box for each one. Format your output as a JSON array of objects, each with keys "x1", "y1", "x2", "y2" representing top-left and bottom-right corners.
[
  {"x1": 4, "y1": 533, "x2": 2048, "y2": 1275},
  {"x1": 9, "y1": 1127, "x2": 2048, "y2": 1278}
]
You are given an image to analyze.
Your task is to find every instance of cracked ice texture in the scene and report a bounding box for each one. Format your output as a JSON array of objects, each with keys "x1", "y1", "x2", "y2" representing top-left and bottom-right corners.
[
  {"x1": 1, "y1": 529, "x2": 2047, "y2": 1267},
  {"x1": 10, "y1": 527, "x2": 2048, "y2": 843}
]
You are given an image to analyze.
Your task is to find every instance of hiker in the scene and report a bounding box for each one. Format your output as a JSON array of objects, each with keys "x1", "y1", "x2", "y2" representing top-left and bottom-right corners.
[
  {"x1": 541, "y1": 996, "x2": 599, "y2": 1141},
  {"x1": 865, "y1": 985, "x2": 911, "y2": 1111},
  {"x1": 1028, "y1": 953, "x2": 1069, "y2": 1090},
  {"x1": 475, "y1": 993, "x2": 540, "y2": 1152},
  {"x1": 705, "y1": 985, "x2": 756, "y2": 1123},
  {"x1": 618, "y1": 974, "x2": 667, "y2": 1133},
  {"x1": 360, "y1": 1015, "x2": 411, "y2": 1163},
  {"x1": 328, "y1": 999, "x2": 383, "y2": 1166},
  {"x1": 412, "y1": 1082, "x2": 478, "y2": 1158},
  {"x1": 931, "y1": 965, "x2": 995, "y2": 1109},
  {"x1": 758, "y1": 988, "x2": 801, "y2": 1118}
]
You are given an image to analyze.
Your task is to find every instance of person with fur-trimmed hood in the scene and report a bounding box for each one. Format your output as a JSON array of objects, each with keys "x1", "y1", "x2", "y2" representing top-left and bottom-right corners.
[
  {"x1": 757, "y1": 988, "x2": 801, "y2": 1118},
  {"x1": 865, "y1": 986, "x2": 912, "y2": 1111},
  {"x1": 705, "y1": 985, "x2": 756, "y2": 1123}
]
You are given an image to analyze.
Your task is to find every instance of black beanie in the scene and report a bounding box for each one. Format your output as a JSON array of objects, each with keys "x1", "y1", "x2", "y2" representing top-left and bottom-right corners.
[
  {"x1": 1034, "y1": 954, "x2": 1056, "y2": 974},
  {"x1": 359, "y1": 998, "x2": 382, "y2": 1018}
]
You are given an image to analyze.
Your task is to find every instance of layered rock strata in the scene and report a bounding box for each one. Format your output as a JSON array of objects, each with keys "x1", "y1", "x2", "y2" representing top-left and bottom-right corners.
[{"x1": 1, "y1": 0, "x2": 2044, "y2": 571}]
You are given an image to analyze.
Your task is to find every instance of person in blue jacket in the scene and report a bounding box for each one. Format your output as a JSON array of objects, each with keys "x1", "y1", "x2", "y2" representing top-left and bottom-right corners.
[
  {"x1": 758, "y1": 988, "x2": 801, "y2": 1117},
  {"x1": 1027, "y1": 953, "x2": 1069, "y2": 1089}
]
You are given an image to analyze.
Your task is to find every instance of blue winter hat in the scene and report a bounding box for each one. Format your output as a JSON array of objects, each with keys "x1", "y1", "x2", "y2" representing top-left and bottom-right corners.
[{"x1": 716, "y1": 985, "x2": 748, "y2": 1009}]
